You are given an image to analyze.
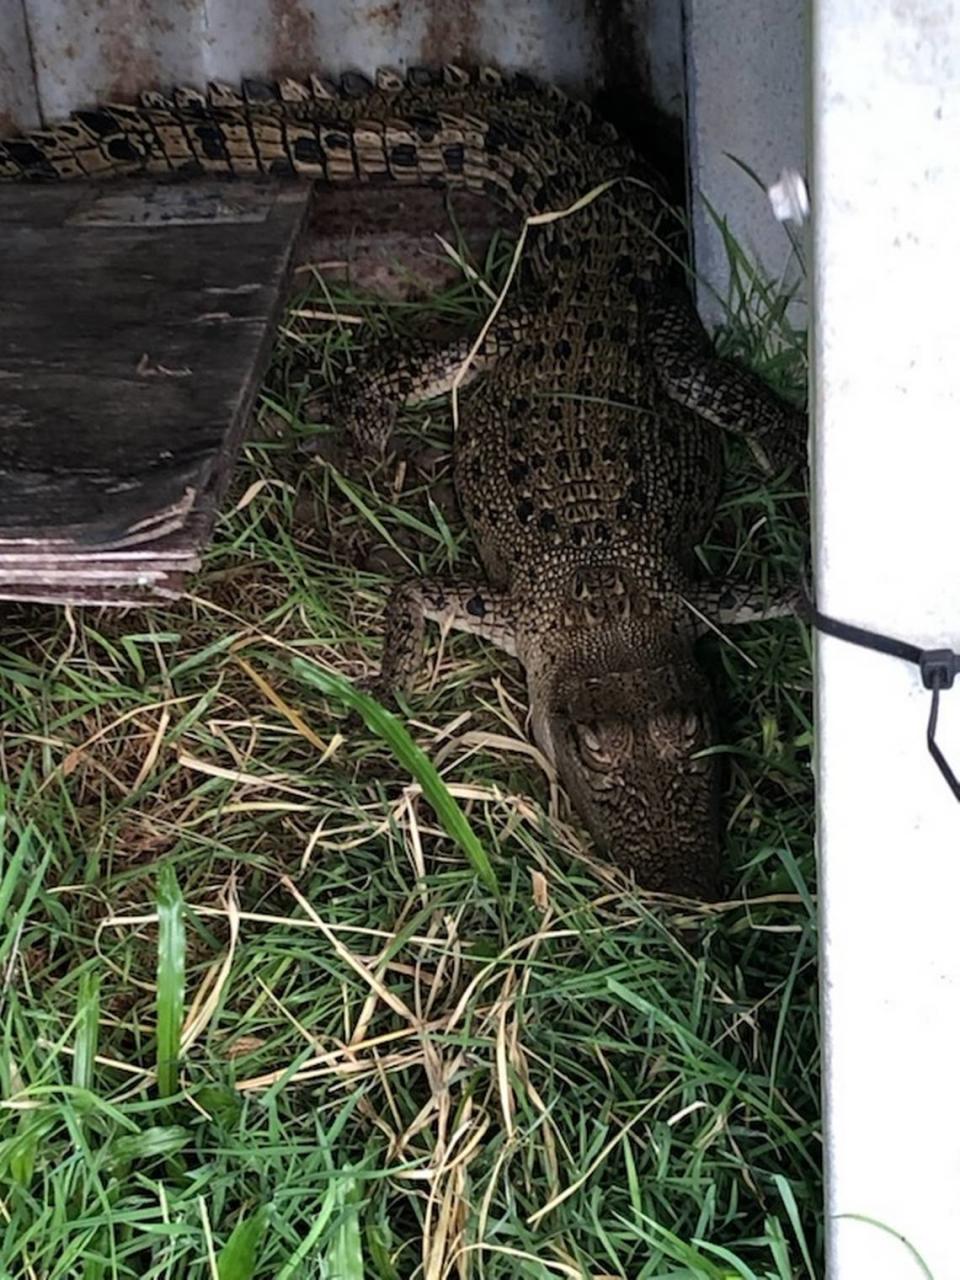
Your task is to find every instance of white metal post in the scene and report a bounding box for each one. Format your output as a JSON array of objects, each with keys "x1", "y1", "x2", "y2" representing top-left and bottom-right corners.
[{"x1": 814, "y1": 4, "x2": 960, "y2": 1277}]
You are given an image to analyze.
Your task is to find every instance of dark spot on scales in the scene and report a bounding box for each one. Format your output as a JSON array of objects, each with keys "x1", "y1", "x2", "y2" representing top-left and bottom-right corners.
[
  {"x1": 194, "y1": 126, "x2": 225, "y2": 160},
  {"x1": 243, "y1": 79, "x2": 279, "y2": 102},
  {"x1": 412, "y1": 115, "x2": 439, "y2": 142},
  {"x1": 294, "y1": 135, "x2": 324, "y2": 163},
  {"x1": 390, "y1": 144, "x2": 417, "y2": 169},
  {"x1": 75, "y1": 110, "x2": 118, "y2": 137},
  {"x1": 341, "y1": 71, "x2": 373, "y2": 98},
  {"x1": 484, "y1": 123, "x2": 506, "y2": 152},
  {"x1": 443, "y1": 144, "x2": 464, "y2": 172}
]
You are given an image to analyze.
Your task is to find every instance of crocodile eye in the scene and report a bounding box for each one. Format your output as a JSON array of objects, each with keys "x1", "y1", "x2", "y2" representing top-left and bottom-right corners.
[
  {"x1": 572, "y1": 720, "x2": 634, "y2": 773},
  {"x1": 648, "y1": 709, "x2": 710, "y2": 763}
]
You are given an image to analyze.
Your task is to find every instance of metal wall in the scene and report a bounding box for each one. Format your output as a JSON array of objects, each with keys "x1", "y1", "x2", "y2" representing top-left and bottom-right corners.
[
  {"x1": 1, "y1": 0, "x2": 807, "y2": 341},
  {"x1": 0, "y1": 0, "x2": 684, "y2": 131}
]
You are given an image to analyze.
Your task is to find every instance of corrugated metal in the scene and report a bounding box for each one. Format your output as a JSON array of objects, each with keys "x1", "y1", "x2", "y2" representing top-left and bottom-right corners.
[
  {"x1": 25, "y1": 0, "x2": 210, "y2": 123},
  {"x1": 0, "y1": 0, "x2": 40, "y2": 134},
  {"x1": 0, "y1": 0, "x2": 808, "y2": 364},
  {"x1": 3, "y1": 0, "x2": 683, "y2": 127}
]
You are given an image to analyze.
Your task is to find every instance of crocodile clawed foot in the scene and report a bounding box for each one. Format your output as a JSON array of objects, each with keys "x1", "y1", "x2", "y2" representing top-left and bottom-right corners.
[{"x1": 302, "y1": 382, "x2": 397, "y2": 467}]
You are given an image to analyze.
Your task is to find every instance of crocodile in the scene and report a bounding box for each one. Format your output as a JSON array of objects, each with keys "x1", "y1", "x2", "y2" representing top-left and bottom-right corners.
[{"x1": 0, "y1": 66, "x2": 806, "y2": 897}]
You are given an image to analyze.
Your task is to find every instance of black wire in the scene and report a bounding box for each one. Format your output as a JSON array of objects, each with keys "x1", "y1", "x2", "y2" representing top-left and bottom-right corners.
[{"x1": 800, "y1": 589, "x2": 960, "y2": 802}]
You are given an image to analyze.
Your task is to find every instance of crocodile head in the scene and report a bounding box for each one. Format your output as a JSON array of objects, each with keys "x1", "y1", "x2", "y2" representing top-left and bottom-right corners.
[{"x1": 531, "y1": 647, "x2": 721, "y2": 899}]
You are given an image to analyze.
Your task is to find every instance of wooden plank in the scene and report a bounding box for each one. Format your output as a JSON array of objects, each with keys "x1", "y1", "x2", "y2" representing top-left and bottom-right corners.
[
  {"x1": 0, "y1": 179, "x2": 311, "y2": 604},
  {"x1": 0, "y1": 579, "x2": 187, "y2": 606}
]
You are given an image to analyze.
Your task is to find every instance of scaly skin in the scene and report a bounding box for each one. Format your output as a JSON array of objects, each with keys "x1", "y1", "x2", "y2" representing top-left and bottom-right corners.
[{"x1": 0, "y1": 65, "x2": 807, "y2": 896}]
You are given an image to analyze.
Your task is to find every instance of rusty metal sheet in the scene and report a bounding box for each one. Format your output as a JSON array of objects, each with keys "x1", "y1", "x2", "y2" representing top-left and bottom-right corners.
[
  {"x1": 24, "y1": 0, "x2": 209, "y2": 124},
  {"x1": 0, "y1": 0, "x2": 40, "y2": 134},
  {"x1": 12, "y1": 0, "x2": 684, "y2": 130}
]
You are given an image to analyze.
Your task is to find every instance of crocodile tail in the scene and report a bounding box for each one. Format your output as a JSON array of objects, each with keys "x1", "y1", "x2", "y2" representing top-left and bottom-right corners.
[
  {"x1": 0, "y1": 64, "x2": 648, "y2": 213},
  {"x1": 0, "y1": 65, "x2": 679, "y2": 283}
]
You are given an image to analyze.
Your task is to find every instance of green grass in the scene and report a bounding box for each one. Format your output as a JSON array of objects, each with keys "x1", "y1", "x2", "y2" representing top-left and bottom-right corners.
[{"x1": 0, "y1": 208, "x2": 815, "y2": 1278}]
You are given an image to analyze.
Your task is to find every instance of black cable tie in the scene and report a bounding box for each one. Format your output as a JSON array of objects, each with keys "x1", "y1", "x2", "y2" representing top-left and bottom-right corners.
[
  {"x1": 799, "y1": 588, "x2": 960, "y2": 802},
  {"x1": 918, "y1": 649, "x2": 960, "y2": 692}
]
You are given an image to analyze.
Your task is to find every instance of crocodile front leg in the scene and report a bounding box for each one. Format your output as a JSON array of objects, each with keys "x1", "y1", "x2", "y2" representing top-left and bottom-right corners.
[
  {"x1": 645, "y1": 285, "x2": 808, "y2": 476},
  {"x1": 307, "y1": 317, "x2": 521, "y2": 457},
  {"x1": 372, "y1": 577, "x2": 519, "y2": 700}
]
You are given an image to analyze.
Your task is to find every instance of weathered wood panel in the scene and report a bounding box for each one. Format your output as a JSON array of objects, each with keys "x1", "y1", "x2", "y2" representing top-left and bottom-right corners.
[{"x1": 0, "y1": 179, "x2": 311, "y2": 603}]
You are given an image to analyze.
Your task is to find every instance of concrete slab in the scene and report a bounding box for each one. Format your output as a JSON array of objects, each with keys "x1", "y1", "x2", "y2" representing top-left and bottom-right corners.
[
  {"x1": 685, "y1": 0, "x2": 807, "y2": 328},
  {"x1": 813, "y1": 4, "x2": 960, "y2": 1275}
]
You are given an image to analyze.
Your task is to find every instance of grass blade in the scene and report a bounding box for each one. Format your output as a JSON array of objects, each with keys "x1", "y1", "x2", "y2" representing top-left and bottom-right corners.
[
  {"x1": 71, "y1": 970, "x2": 100, "y2": 1093},
  {"x1": 290, "y1": 660, "x2": 499, "y2": 896},
  {"x1": 772, "y1": 1175, "x2": 815, "y2": 1278},
  {"x1": 217, "y1": 1204, "x2": 271, "y2": 1280},
  {"x1": 0, "y1": 823, "x2": 51, "y2": 979},
  {"x1": 155, "y1": 863, "x2": 185, "y2": 1097},
  {"x1": 319, "y1": 1177, "x2": 364, "y2": 1279},
  {"x1": 836, "y1": 1215, "x2": 935, "y2": 1280}
]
